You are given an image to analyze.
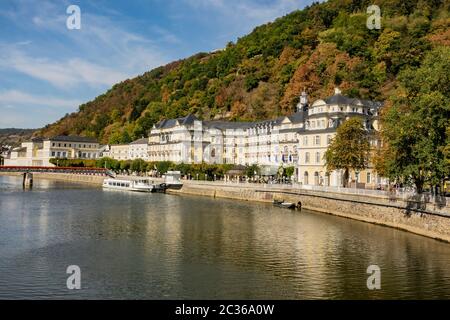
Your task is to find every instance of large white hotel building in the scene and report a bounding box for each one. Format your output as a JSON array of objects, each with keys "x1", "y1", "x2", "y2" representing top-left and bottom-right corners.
[{"x1": 146, "y1": 88, "x2": 384, "y2": 187}]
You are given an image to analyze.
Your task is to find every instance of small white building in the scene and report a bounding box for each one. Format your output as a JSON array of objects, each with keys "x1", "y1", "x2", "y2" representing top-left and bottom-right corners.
[
  {"x1": 129, "y1": 138, "x2": 149, "y2": 161},
  {"x1": 4, "y1": 136, "x2": 101, "y2": 167},
  {"x1": 106, "y1": 144, "x2": 130, "y2": 160}
]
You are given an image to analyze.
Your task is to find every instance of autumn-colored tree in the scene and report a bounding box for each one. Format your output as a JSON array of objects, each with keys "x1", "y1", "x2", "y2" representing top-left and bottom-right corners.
[{"x1": 325, "y1": 118, "x2": 370, "y2": 187}]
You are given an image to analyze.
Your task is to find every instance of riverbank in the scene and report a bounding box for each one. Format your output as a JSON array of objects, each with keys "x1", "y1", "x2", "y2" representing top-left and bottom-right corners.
[
  {"x1": 168, "y1": 180, "x2": 450, "y2": 243},
  {"x1": 2, "y1": 171, "x2": 450, "y2": 242}
]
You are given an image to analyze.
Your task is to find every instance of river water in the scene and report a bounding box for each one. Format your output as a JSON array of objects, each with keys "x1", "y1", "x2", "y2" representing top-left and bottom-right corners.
[{"x1": 1, "y1": 175, "x2": 450, "y2": 299}]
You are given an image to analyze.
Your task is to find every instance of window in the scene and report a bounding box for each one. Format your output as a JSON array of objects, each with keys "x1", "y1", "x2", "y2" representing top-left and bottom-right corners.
[
  {"x1": 315, "y1": 136, "x2": 321, "y2": 145},
  {"x1": 303, "y1": 136, "x2": 308, "y2": 146},
  {"x1": 315, "y1": 152, "x2": 321, "y2": 163},
  {"x1": 51, "y1": 151, "x2": 56, "y2": 157},
  {"x1": 355, "y1": 172, "x2": 360, "y2": 183},
  {"x1": 327, "y1": 135, "x2": 332, "y2": 145},
  {"x1": 314, "y1": 172, "x2": 319, "y2": 185},
  {"x1": 367, "y1": 172, "x2": 371, "y2": 184},
  {"x1": 305, "y1": 152, "x2": 310, "y2": 164}
]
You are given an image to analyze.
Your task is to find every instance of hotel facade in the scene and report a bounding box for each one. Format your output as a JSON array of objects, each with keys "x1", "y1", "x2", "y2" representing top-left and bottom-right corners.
[{"x1": 148, "y1": 88, "x2": 384, "y2": 187}]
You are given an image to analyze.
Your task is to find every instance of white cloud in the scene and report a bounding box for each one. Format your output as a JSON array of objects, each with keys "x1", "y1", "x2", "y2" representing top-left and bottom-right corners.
[
  {"x1": 183, "y1": 0, "x2": 305, "y2": 22},
  {"x1": 0, "y1": 90, "x2": 81, "y2": 108},
  {"x1": 0, "y1": 48, "x2": 128, "y2": 88},
  {"x1": 0, "y1": 1, "x2": 170, "y2": 89}
]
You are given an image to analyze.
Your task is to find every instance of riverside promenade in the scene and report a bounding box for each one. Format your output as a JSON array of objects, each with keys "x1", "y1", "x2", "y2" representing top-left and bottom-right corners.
[{"x1": 2, "y1": 171, "x2": 450, "y2": 242}]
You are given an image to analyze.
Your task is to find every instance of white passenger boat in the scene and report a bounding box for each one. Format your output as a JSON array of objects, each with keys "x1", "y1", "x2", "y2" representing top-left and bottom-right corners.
[{"x1": 103, "y1": 178, "x2": 165, "y2": 193}]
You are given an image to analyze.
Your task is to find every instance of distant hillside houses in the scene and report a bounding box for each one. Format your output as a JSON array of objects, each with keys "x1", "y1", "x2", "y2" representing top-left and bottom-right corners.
[{"x1": 3, "y1": 88, "x2": 386, "y2": 188}]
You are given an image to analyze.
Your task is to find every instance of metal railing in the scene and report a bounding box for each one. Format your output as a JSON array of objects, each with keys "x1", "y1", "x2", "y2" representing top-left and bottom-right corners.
[
  {"x1": 0, "y1": 166, "x2": 113, "y2": 177},
  {"x1": 178, "y1": 178, "x2": 448, "y2": 203}
]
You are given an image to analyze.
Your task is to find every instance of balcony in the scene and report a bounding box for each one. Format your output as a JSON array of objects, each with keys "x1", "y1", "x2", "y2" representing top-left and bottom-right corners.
[{"x1": 279, "y1": 139, "x2": 299, "y2": 144}]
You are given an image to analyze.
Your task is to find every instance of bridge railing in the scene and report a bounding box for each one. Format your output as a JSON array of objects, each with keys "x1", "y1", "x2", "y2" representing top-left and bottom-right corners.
[{"x1": 0, "y1": 166, "x2": 112, "y2": 176}]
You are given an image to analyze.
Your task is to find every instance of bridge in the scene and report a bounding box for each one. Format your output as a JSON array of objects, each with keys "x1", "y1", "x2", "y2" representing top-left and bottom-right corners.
[{"x1": 0, "y1": 166, "x2": 115, "y2": 177}]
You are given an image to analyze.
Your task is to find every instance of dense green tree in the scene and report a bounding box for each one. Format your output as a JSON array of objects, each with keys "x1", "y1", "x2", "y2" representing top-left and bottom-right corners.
[
  {"x1": 131, "y1": 159, "x2": 147, "y2": 172},
  {"x1": 444, "y1": 127, "x2": 450, "y2": 178},
  {"x1": 120, "y1": 160, "x2": 131, "y2": 172},
  {"x1": 379, "y1": 46, "x2": 450, "y2": 193},
  {"x1": 325, "y1": 118, "x2": 370, "y2": 187},
  {"x1": 284, "y1": 166, "x2": 295, "y2": 179},
  {"x1": 245, "y1": 164, "x2": 260, "y2": 178},
  {"x1": 155, "y1": 161, "x2": 173, "y2": 175}
]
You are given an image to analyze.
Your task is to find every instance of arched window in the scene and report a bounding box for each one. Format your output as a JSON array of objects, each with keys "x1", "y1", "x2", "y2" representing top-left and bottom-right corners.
[
  {"x1": 314, "y1": 172, "x2": 319, "y2": 185},
  {"x1": 304, "y1": 172, "x2": 309, "y2": 185}
]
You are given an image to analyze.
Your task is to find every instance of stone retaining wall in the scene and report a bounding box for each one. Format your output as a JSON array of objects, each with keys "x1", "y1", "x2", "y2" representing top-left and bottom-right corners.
[{"x1": 32, "y1": 172, "x2": 105, "y2": 185}]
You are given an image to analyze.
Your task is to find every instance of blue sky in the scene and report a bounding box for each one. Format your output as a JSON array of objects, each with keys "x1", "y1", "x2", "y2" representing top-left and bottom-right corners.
[{"x1": 0, "y1": 0, "x2": 316, "y2": 129}]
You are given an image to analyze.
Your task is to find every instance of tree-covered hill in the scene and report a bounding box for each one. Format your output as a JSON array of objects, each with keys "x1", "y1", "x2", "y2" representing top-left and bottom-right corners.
[
  {"x1": 0, "y1": 128, "x2": 36, "y2": 147},
  {"x1": 36, "y1": 0, "x2": 450, "y2": 144}
]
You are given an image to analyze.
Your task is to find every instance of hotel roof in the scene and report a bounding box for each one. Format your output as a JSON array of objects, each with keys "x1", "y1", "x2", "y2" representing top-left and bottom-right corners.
[
  {"x1": 204, "y1": 121, "x2": 254, "y2": 130},
  {"x1": 130, "y1": 138, "x2": 149, "y2": 145},
  {"x1": 155, "y1": 114, "x2": 199, "y2": 129},
  {"x1": 323, "y1": 93, "x2": 383, "y2": 108},
  {"x1": 49, "y1": 136, "x2": 98, "y2": 143}
]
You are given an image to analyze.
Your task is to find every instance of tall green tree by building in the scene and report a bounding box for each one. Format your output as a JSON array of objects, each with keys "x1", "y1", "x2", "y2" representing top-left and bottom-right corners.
[
  {"x1": 379, "y1": 46, "x2": 450, "y2": 193},
  {"x1": 325, "y1": 118, "x2": 371, "y2": 187}
]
